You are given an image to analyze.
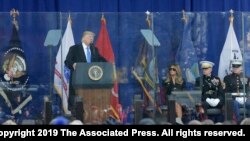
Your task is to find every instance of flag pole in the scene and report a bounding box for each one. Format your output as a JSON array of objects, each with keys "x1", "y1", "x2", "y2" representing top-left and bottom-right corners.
[
  {"x1": 68, "y1": 12, "x2": 72, "y2": 25},
  {"x1": 229, "y1": 9, "x2": 234, "y2": 24},
  {"x1": 145, "y1": 10, "x2": 151, "y2": 28},
  {"x1": 230, "y1": 9, "x2": 247, "y2": 119},
  {"x1": 145, "y1": 11, "x2": 155, "y2": 107},
  {"x1": 240, "y1": 9, "x2": 247, "y2": 119},
  {"x1": 98, "y1": 14, "x2": 120, "y2": 120},
  {"x1": 146, "y1": 11, "x2": 162, "y2": 114},
  {"x1": 10, "y1": 8, "x2": 19, "y2": 30},
  {"x1": 8, "y1": 9, "x2": 18, "y2": 84},
  {"x1": 229, "y1": 10, "x2": 234, "y2": 79},
  {"x1": 182, "y1": 10, "x2": 188, "y2": 24}
]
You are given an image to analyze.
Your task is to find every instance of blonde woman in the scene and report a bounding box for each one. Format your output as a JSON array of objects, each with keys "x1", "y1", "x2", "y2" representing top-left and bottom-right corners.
[
  {"x1": 163, "y1": 64, "x2": 185, "y2": 96},
  {"x1": 162, "y1": 64, "x2": 186, "y2": 124}
]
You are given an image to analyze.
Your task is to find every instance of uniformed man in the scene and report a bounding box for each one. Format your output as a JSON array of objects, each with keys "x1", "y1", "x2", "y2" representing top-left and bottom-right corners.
[
  {"x1": 224, "y1": 60, "x2": 250, "y2": 122},
  {"x1": 195, "y1": 61, "x2": 224, "y2": 122}
]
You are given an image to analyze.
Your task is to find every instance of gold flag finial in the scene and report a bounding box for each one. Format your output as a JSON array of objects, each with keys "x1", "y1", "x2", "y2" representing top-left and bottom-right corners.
[
  {"x1": 68, "y1": 13, "x2": 72, "y2": 25},
  {"x1": 145, "y1": 10, "x2": 151, "y2": 28},
  {"x1": 102, "y1": 12, "x2": 105, "y2": 20},
  {"x1": 182, "y1": 10, "x2": 188, "y2": 24},
  {"x1": 10, "y1": 8, "x2": 19, "y2": 30},
  {"x1": 229, "y1": 9, "x2": 234, "y2": 23},
  {"x1": 101, "y1": 13, "x2": 106, "y2": 24}
]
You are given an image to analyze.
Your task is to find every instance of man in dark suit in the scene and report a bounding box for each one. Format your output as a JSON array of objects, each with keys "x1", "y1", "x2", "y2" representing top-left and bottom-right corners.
[{"x1": 65, "y1": 31, "x2": 106, "y2": 114}]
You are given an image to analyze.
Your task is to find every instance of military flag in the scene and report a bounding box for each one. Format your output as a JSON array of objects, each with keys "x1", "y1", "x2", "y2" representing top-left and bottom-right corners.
[
  {"x1": 176, "y1": 17, "x2": 200, "y2": 88},
  {"x1": 132, "y1": 39, "x2": 156, "y2": 105},
  {"x1": 218, "y1": 14, "x2": 242, "y2": 80},
  {"x1": 132, "y1": 12, "x2": 159, "y2": 107},
  {"x1": 95, "y1": 15, "x2": 121, "y2": 121}
]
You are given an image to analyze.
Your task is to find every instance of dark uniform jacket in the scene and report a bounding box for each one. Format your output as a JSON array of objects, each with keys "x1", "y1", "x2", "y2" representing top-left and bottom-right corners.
[
  {"x1": 195, "y1": 75, "x2": 224, "y2": 103},
  {"x1": 162, "y1": 79, "x2": 186, "y2": 96},
  {"x1": 224, "y1": 73, "x2": 250, "y2": 93}
]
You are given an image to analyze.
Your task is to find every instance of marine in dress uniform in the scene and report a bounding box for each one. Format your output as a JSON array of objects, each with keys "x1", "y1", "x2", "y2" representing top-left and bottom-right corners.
[
  {"x1": 224, "y1": 60, "x2": 250, "y2": 122},
  {"x1": 196, "y1": 61, "x2": 224, "y2": 122}
]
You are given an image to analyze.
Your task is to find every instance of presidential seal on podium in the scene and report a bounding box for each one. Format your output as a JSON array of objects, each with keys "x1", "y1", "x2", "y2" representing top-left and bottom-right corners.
[{"x1": 88, "y1": 65, "x2": 103, "y2": 81}]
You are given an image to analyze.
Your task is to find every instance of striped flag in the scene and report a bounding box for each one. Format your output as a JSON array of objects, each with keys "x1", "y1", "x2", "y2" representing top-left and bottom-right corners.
[{"x1": 54, "y1": 19, "x2": 75, "y2": 114}]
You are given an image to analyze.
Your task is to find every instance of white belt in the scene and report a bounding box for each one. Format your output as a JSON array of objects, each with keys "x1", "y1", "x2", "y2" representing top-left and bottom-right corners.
[
  {"x1": 236, "y1": 97, "x2": 247, "y2": 105},
  {"x1": 231, "y1": 93, "x2": 246, "y2": 96}
]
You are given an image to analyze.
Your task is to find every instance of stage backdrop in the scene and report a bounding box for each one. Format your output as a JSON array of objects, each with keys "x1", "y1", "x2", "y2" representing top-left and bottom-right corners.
[
  {"x1": 0, "y1": 12, "x2": 250, "y2": 124},
  {"x1": 1, "y1": 0, "x2": 250, "y2": 12}
]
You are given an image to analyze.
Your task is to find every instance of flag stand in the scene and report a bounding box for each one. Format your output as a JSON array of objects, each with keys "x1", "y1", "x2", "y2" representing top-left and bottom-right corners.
[{"x1": 44, "y1": 30, "x2": 62, "y2": 99}]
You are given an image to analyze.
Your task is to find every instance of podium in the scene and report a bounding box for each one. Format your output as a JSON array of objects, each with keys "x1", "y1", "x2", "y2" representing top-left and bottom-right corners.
[
  {"x1": 225, "y1": 93, "x2": 247, "y2": 121},
  {"x1": 72, "y1": 62, "x2": 114, "y2": 124},
  {"x1": 169, "y1": 90, "x2": 201, "y2": 124}
]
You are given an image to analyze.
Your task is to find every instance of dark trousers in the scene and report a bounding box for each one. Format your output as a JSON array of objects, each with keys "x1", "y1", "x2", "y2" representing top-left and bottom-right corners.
[
  {"x1": 233, "y1": 98, "x2": 250, "y2": 122},
  {"x1": 68, "y1": 85, "x2": 76, "y2": 116},
  {"x1": 203, "y1": 101, "x2": 224, "y2": 123}
]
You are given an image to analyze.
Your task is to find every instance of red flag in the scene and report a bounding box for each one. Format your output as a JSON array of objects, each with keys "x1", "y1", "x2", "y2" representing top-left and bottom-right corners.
[
  {"x1": 95, "y1": 16, "x2": 121, "y2": 121},
  {"x1": 95, "y1": 18, "x2": 115, "y2": 63}
]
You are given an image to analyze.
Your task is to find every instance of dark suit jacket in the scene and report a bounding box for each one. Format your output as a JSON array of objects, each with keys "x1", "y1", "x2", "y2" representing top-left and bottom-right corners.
[
  {"x1": 224, "y1": 73, "x2": 250, "y2": 93},
  {"x1": 65, "y1": 43, "x2": 106, "y2": 70},
  {"x1": 65, "y1": 43, "x2": 106, "y2": 96}
]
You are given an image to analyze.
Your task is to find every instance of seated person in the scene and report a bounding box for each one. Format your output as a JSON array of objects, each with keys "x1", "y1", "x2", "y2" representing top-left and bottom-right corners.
[
  {"x1": 224, "y1": 59, "x2": 250, "y2": 122},
  {"x1": 196, "y1": 61, "x2": 224, "y2": 122},
  {"x1": 162, "y1": 64, "x2": 185, "y2": 124}
]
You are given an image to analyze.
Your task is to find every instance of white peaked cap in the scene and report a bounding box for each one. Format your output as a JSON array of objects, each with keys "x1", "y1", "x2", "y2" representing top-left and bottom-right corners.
[
  {"x1": 231, "y1": 59, "x2": 242, "y2": 65},
  {"x1": 200, "y1": 61, "x2": 214, "y2": 68}
]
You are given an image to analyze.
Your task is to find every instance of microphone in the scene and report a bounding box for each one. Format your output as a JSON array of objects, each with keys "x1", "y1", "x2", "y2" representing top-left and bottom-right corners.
[
  {"x1": 89, "y1": 43, "x2": 96, "y2": 58},
  {"x1": 90, "y1": 42, "x2": 94, "y2": 48},
  {"x1": 89, "y1": 39, "x2": 94, "y2": 47}
]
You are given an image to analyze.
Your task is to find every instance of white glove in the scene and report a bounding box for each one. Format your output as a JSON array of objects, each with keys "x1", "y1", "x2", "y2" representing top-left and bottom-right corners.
[
  {"x1": 4, "y1": 74, "x2": 10, "y2": 81},
  {"x1": 206, "y1": 98, "x2": 212, "y2": 106},
  {"x1": 235, "y1": 97, "x2": 246, "y2": 105},
  {"x1": 211, "y1": 98, "x2": 220, "y2": 107},
  {"x1": 206, "y1": 98, "x2": 220, "y2": 107}
]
